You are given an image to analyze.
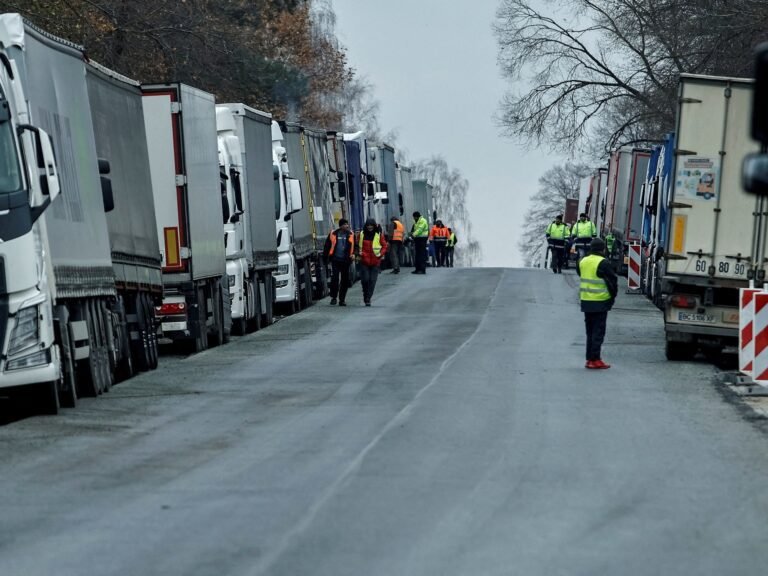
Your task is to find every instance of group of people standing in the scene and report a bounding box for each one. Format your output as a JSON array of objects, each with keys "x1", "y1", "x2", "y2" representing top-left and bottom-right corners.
[
  {"x1": 428, "y1": 220, "x2": 457, "y2": 268},
  {"x1": 323, "y1": 211, "x2": 455, "y2": 306},
  {"x1": 545, "y1": 212, "x2": 599, "y2": 274}
]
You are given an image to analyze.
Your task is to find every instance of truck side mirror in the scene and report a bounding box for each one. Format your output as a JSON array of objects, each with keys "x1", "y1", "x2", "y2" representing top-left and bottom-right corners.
[
  {"x1": 19, "y1": 125, "x2": 61, "y2": 207},
  {"x1": 101, "y1": 176, "x2": 114, "y2": 212},
  {"x1": 98, "y1": 158, "x2": 111, "y2": 175},
  {"x1": 743, "y1": 153, "x2": 768, "y2": 194},
  {"x1": 288, "y1": 177, "x2": 303, "y2": 215},
  {"x1": 752, "y1": 43, "x2": 768, "y2": 144}
]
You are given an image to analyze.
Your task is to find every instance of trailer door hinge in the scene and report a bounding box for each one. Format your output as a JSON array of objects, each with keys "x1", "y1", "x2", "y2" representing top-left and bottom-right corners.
[
  {"x1": 679, "y1": 97, "x2": 702, "y2": 104},
  {"x1": 175, "y1": 175, "x2": 186, "y2": 186},
  {"x1": 170, "y1": 102, "x2": 181, "y2": 114}
]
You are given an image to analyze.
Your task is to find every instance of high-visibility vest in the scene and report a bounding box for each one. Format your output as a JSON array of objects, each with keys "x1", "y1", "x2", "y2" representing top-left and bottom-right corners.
[
  {"x1": 392, "y1": 220, "x2": 404, "y2": 241},
  {"x1": 412, "y1": 217, "x2": 429, "y2": 238},
  {"x1": 546, "y1": 222, "x2": 568, "y2": 240},
  {"x1": 573, "y1": 220, "x2": 596, "y2": 238},
  {"x1": 430, "y1": 226, "x2": 449, "y2": 240},
  {"x1": 605, "y1": 234, "x2": 615, "y2": 252},
  {"x1": 579, "y1": 254, "x2": 611, "y2": 302},
  {"x1": 447, "y1": 233, "x2": 457, "y2": 247},
  {"x1": 359, "y1": 231, "x2": 383, "y2": 257},
  {"x1": 328, "y1": 230, "x2": 354, "y2": 258}
]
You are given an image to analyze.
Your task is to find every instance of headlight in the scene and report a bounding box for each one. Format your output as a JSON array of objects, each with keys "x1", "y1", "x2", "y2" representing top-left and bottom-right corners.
[
  {"x1": 228, "y1": 274, "x2": 236, "y2": 287},
  {"x1": 8, "y1": 306, "x2": 39, "y2": 356},
  {"x1": 275, "y1": 264, "x2": 290, "y2": 276},
  {"x1": 275, "y1": 280, "x2": 289, "y2": 288},
  {"x1": 6, "y1": 349, "x2": 50, "y2": 371}
]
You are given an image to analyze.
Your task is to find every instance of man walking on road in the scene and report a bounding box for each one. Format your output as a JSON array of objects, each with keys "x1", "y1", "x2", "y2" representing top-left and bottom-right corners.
[
  {"x1": 357, "y1": 218, "x2": 388, "y2": 306},
  {"x1": 578, "y1": 238, "x2": 618, "y2": 369},
  {"x1": 323, "y1": 218, "x2": 354, "y2": 306},
  {"x1": 388, "y1": 216, "x2": 405, "y2": 274},
  {"x1": 545, "y1": 214, "x2": 568, "y2": 274},
  {"x1": 411, "y1": 211, "x2": 429, "y2": 274},
  {"x1": 572, "y1": 213, "x2": 597, "y2": 260}
]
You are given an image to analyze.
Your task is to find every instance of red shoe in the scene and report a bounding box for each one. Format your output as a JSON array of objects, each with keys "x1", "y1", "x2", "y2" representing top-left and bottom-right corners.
[
  {"x1": 585, "y1": 360, "x2": 597, "y2": 369},
  {"x1": 593, "y1": 359, "x2": 611, "y2": 369}
]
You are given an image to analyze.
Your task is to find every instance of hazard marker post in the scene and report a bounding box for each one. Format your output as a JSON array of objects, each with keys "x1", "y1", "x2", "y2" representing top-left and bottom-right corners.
[
  {"x1": 626, "y1": 243, "x2": 642, "y2": 293},
  {"x1": 751, "y1": 292, "x2": 768, "y2": 385},
  {"x1": 739, "y1": 287, "x2": 763, "y2": 376}
]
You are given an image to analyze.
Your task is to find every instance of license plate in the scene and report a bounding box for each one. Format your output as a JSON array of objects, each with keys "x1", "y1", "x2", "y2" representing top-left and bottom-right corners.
[
  {"x1": 678, "y1": 312, "x2": 716, "y2": 324},
  {"x1": 161, "y1": 321, "x2": 187, "y2": 332}
]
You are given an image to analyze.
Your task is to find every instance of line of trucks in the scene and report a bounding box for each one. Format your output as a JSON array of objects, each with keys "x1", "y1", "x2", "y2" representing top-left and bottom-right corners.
[
  {"x1": 576, "y1": 72, "x2": 764, "y2": 361},
  {"x1": 0, "y1": 15, "x2": 437, "y2": 414}
]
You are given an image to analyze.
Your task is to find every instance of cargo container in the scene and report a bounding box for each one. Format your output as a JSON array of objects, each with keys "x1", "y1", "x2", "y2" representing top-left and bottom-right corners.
[
  {"x1": 142, "y1": 83, "x2": 229, "y2": 351},
  {"x1": 367, "y1": 143, "x2": 398, "y2": 229},
  {"x1": 412, "y1": 179, "x2": 435, "y2": 226},
  {"x1": 661, "y1": 74, "x2": 759, "y2": 359},
  {"x1": 343, "y1": 131, "x2": 371, "y2": 231},
  {"x1": 564, "y1": 198, "x2": 579, "y2": 226},
  {"x1": 396, "y1": 164, "x2": 416, "y2": 266}
]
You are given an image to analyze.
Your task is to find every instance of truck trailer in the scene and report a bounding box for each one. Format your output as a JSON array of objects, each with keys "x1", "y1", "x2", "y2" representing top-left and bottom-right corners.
[
  {"x1": 661, "y1": 74, "x2": 759, "y2": 360},
  {"x1": 142, "y1": 83, "x2": 230, "y2": 352}
]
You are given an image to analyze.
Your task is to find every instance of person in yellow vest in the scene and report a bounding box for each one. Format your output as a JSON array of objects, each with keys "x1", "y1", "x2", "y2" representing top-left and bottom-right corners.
[
  {"x1": 577, "y1": 238, "x2": 618, "y2": 369},
  {"x1": 357, "y1": 218, "x2": 388, "y2": 306},
  {"x1": 571, "y1": 212, "x2": 597, "y2": 260},
  {"x1": 411, "y1": 211, "x2": 429, "y2": 274},
  {"x1": 545, "y1": 214, "x2": 568, "y2": 274},
  {"x1": 388, "y1": 216, "x2": 405, "y2": 274},
  {"x1": 446, "y1": 228, "x2": 457, "y2": 268}
]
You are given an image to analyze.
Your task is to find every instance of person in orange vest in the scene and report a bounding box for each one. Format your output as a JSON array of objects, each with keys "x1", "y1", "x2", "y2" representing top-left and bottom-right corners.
[
  {"x1": 388, "y1": 216, "x2": 405, "y2": 274},
  {"x1": 323, "y1": 218, "x2": 354, "y2": 306},
  {"x1": 430, "y1": 220, "x2": 449, "y2": 267},
  {"x1": 356, "y1": 218, "x2": 388, "y2": 306}
]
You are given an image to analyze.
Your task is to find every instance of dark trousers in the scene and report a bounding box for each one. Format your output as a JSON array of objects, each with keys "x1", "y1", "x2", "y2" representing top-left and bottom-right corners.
[
  {"x1": 446, "y1": 247, "x2": 455, "y2": 267},
  {"x1": 389, "y1": 240, "x2": 402, "y2": 271},
  {"x1": 434, "y1": 240, "x2": 447, "y2": 266},
  {"x1": 414, "y1": 237, "x2": 428, "y2": 272},
  {"x1": 548, "y1": 240, "x2": 565, "y2": 272},
  {"x1": 584, "y1": 311, "x2": 608, "y2": 361},
  {"x1": 329, "y1": 260, "x2": 350, "y2": 302},
  {"x1": 360, "y1": 264, "x2": 380, "y2": 302}
]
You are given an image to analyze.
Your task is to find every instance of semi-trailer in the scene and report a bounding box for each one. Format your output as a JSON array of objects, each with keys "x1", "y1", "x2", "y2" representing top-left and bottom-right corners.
[
  {"x1": 343, "y1": 131, "x2": 372, "y2": 232},
  {"x1": 142, "y1": 83, "x2": 230, "y2": 352},
  {"x1": 367, "y1": 143, "x2": 398, "y2": 228},
  {"x1": 412, "y1": 179, "x2": 435, "y2": 226},
  {"x1": 396, "y1": 164, "x2": 416, "y2": 266},
  {"x1": 217, "y1": 104, "x2": 278, "y2": 333},
  {"x1": 86, "y1": 62, "x2": 161, "y2": 378},
  {"x1": 0, "y1": 15, "x2": 119, "y2": 412},
  {"x1": 661, "y1": 74, "x2": 759, "y2": 360},
  {"x1": 303, "y1": 126, "x2": 334, "y2": 298}
]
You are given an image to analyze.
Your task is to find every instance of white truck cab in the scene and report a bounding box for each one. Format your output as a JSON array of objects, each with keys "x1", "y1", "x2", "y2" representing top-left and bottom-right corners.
[{"x1": 271, "y1": 121, "x2": 303, "y2": 310}]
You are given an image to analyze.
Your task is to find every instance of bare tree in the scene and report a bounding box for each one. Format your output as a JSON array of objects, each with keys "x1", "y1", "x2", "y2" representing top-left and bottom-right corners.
[
  {"x1": 494, "y1": 0, "x2": 765, "y2": 154},
  {"x1": 518, "y1": 162, "x2": 590, "y2": 267},
  {"x1": 412, "y1": 156, "x2": 483, "y2": 267}
]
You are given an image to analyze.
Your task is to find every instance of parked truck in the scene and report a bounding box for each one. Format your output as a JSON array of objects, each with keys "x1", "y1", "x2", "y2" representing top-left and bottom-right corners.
[
  {"x1": 603, "y1": 148, "x2": 650, "y2": 268},
  {"x1": 412, "y1": 179, "x2": 435, "y2": 226},
  {"x1": 343, "y1": 131, "x2": 372, "y2": 232},
  {"x1": 86, "y1": 62, "x2": 161, "y2": 378},
  {"x1": 586, "y1": 168, "x2": 608, "y2": 234},
  {"x1": 217, "y1": 104, "x2": 278, "y2": 333},
  {"x1": 396, "y1": 164, "x2": 416, "y2": 266},
  {"x1": 0, "y1": 15, "x2": 120, "y2": 413},
  {"x1": 273, "y1": 121, "x2": 308, "y2": 313},
  {"x1": 367, "y1": 143, "x2": 398, "y2": 228},
  {"x1": 661, "y1": 74, "x2": 759, "y2": 360},
  {"x1": 142, "y1": 83, "x2": 230, "y2": 352}
]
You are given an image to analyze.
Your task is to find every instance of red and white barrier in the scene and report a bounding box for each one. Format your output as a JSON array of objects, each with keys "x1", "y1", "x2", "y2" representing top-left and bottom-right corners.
[
  {"x1": 752, "y1": 292, "x2": 768, "y2": 384},
  {"x1": 627, "y1": 243, "x2": 641, "y2": 290},
  {"x1": 739, "y1": 288, "x2": 762, "y2": 376}
]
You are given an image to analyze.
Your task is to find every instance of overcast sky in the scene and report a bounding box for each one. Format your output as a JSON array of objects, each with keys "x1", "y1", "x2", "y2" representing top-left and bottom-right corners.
[{"x1": 333, "y1": 0, "x2": 563, "y2": 268}]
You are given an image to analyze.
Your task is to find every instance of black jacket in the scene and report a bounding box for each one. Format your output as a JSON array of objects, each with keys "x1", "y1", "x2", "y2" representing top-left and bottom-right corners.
[{"x1": 577, "y1": 254, "x2": 618, "y2": 313}]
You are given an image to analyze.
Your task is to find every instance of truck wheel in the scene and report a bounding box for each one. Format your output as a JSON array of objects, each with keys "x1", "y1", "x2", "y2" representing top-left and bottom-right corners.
[
  {"x1": 95, "y1": 302, "x2": 113, "y2": 393},
  {"x1": 56, "y1": 310, "x2": 78, "y2": 408},
  {"x1": 303, "y1": 264, "x2": 313, "y2": 307},
  {"x1": 666, "y1": 340, "x2": 696, "y2": 361},
  {"x1": 76, "y1": 302, "x2": 101, "y2": 397},
  {"x1": 132, "y1": 293, "x2": 151, "y2": 371},
  {"x1": 194, "y1": 287, "x2": 209, "y2": 353},
  {"x1": 262, "y1": 274, "x2": 274, "y2": 327},
  {"x1": 142, "y1": 294, "x2": 159, "y2": 370},
  {"x1": 37, "y1": 380, "x2": 60, "y2": 416},
  {"x1": 209, "y1": 284, "x2": 225, "y2": 347},
  {"x1": 250, "y1": 280, "x2": 262, "y2": 332}
]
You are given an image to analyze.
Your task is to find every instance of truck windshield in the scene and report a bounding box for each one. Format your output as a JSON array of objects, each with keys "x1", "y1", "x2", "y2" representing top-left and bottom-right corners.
[{"x1": 0, "y1": 114, "x2": 22, "y2": 194}]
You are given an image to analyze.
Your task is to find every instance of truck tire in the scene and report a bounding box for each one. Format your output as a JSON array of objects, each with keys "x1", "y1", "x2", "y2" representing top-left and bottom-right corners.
[
  {"x1": 250, "y1": 279, "x2": 262, "y2": 332},
  {"x1": 37, "y1": 379, "x2": 60, "y2": 416},
  {"x1": 665, "y1": 339, "x2": 696, "y2": 361},
  {"x1": 56, "y1": 308, "x2": 78, "y2": 408},
  {"x1": 141, "y1": 294, "x2": 159, "y2": 370},
  {"x1": 76, "y1": 302, "x2": 101, "y2": 397},
  {"x1": 95, "y1": 301, "x2": 113, "y2": 393},
  {"x1": 209, "y1": 283, "x2": 225, "y2": 347},
  {"x1": 132, "y1": 293, "x2": 152, "y2": 371},
  {"x1": 194, "y1": 287, "x2": 209, "y2": 353},
  {"x1": 262, "y1": 274, "x2": 274, "y2": 327}
]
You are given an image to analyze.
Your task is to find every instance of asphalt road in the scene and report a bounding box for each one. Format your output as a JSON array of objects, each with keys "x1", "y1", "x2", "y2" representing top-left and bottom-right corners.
[{"x1": 3, "y1": 267, "x2": 768, "y2": 575}]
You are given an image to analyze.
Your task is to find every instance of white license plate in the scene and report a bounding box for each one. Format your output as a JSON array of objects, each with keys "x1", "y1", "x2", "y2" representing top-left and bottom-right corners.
[
  {"x1": 161, "y1": 321, "x2": 187, "y2": 332},
  {"x1": 678, "y1": 312, "x2": 716, "y2": 324}
]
